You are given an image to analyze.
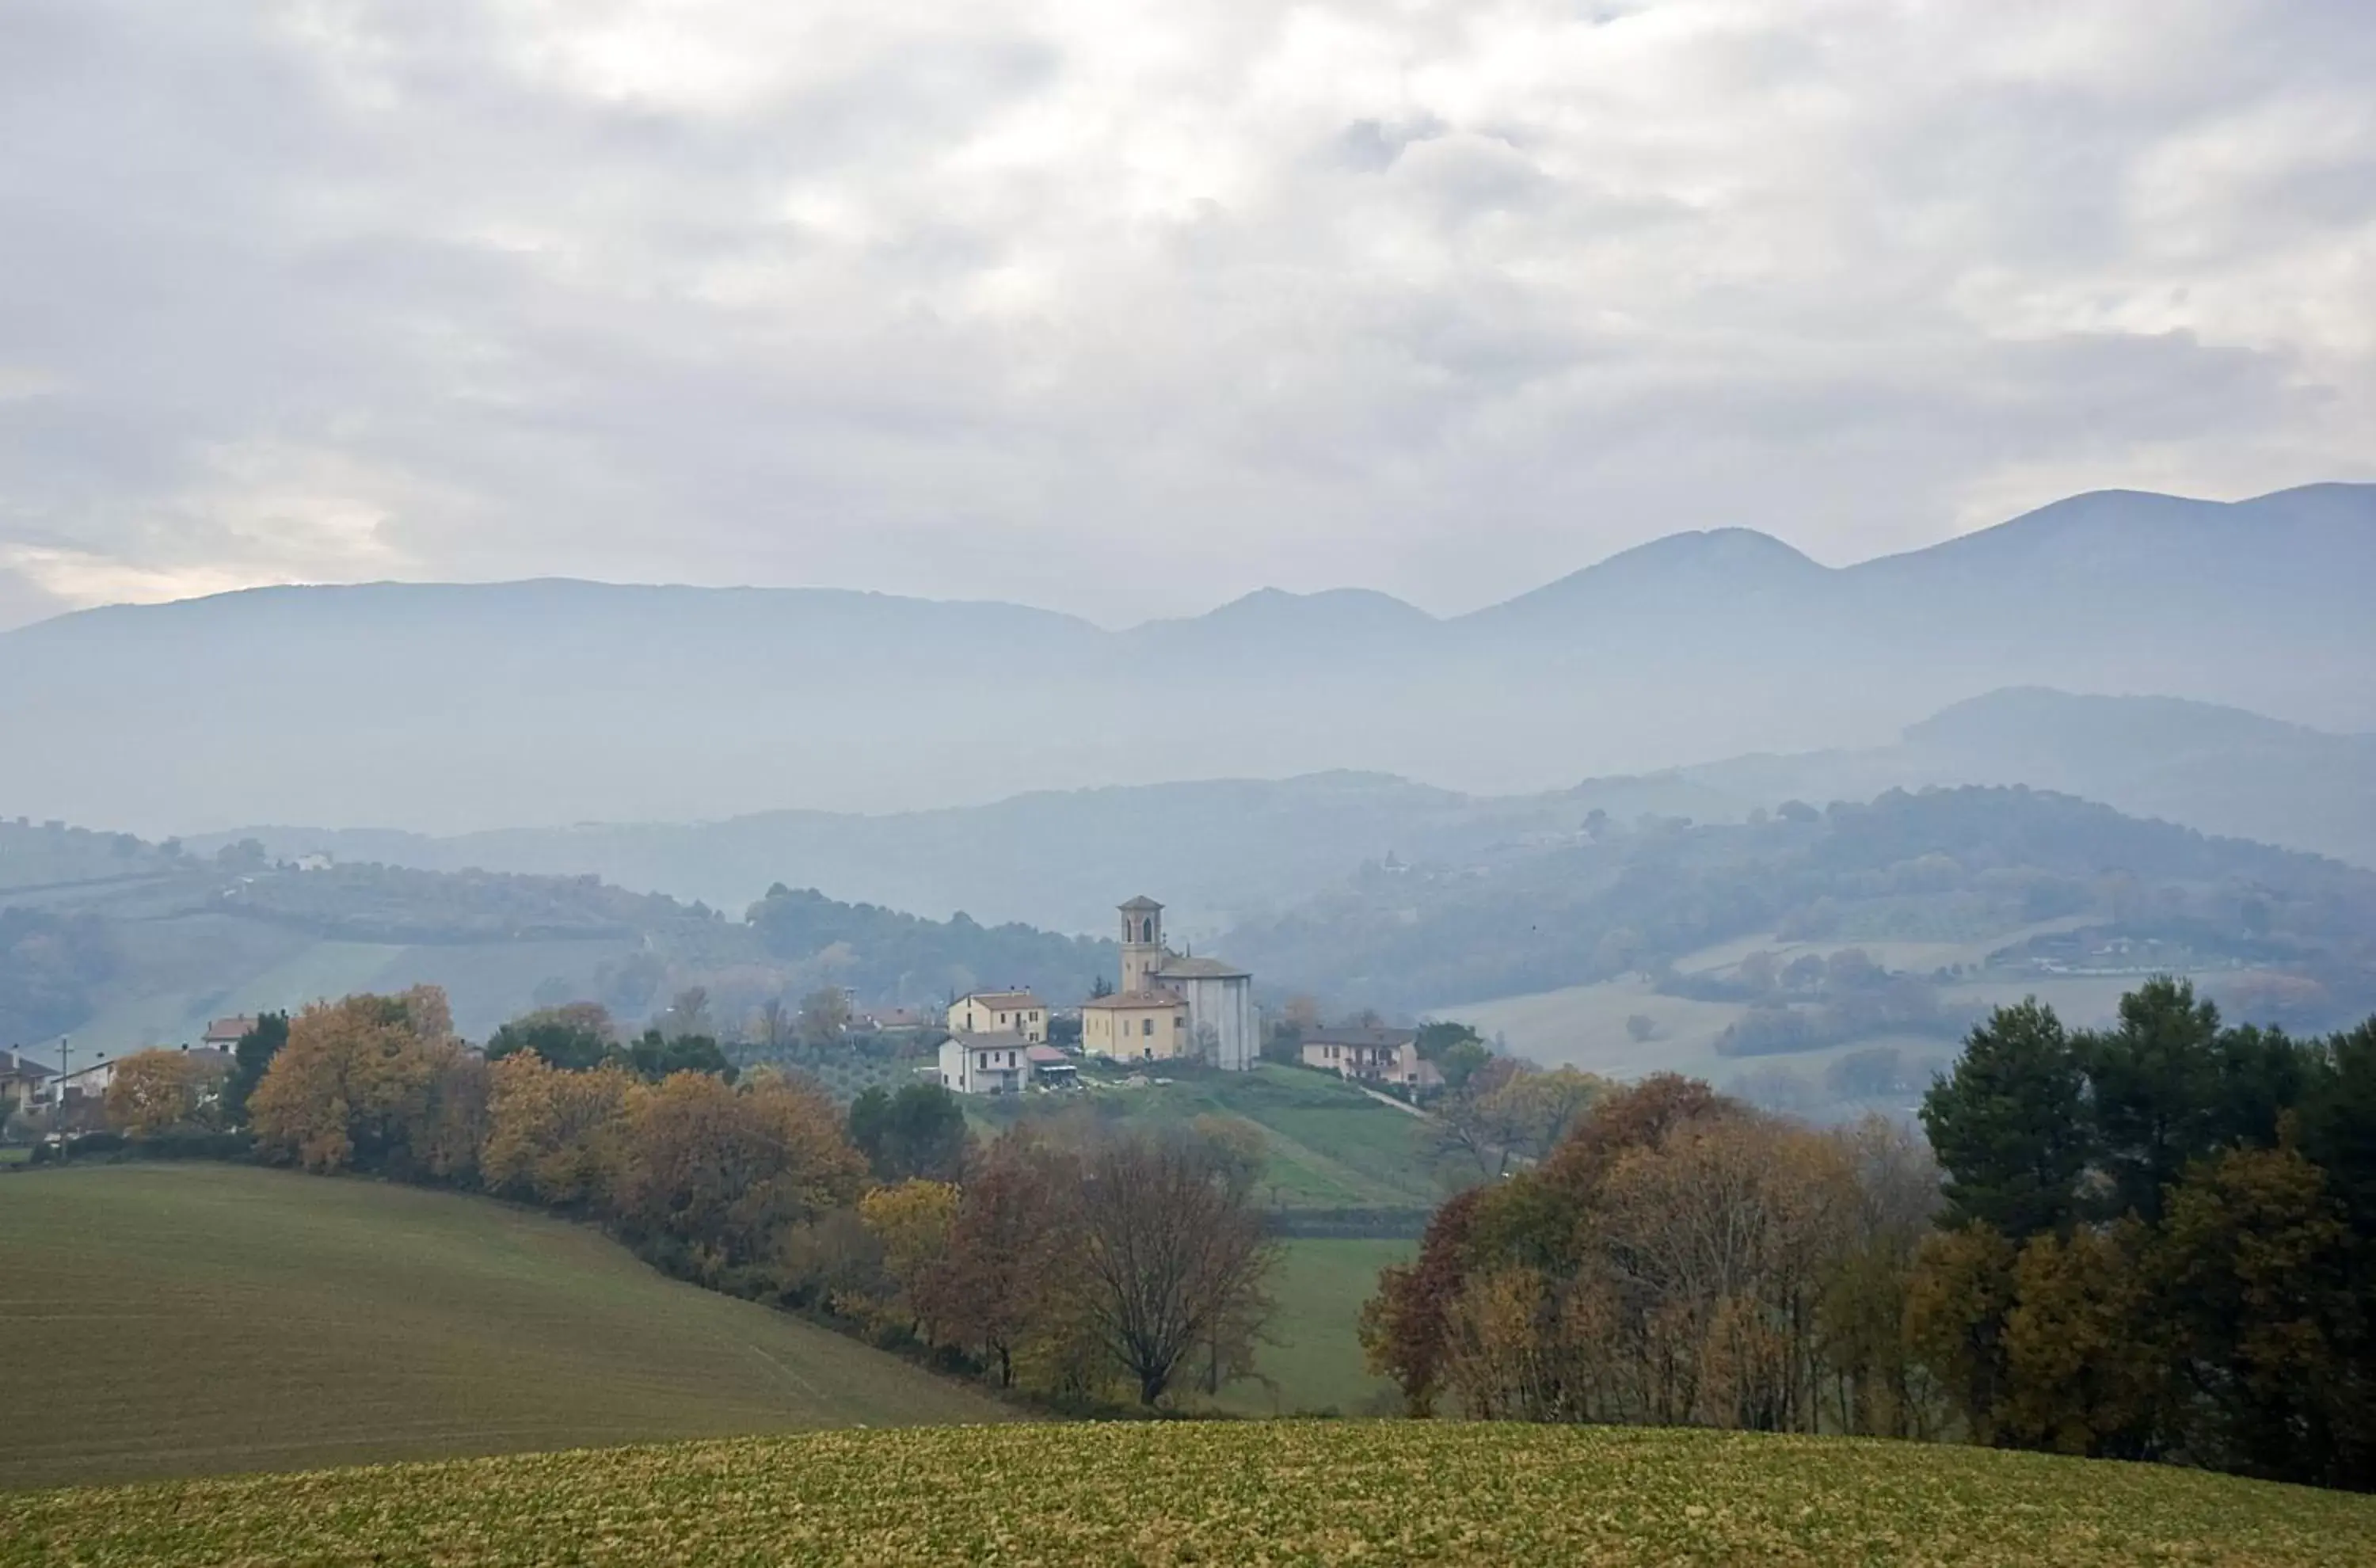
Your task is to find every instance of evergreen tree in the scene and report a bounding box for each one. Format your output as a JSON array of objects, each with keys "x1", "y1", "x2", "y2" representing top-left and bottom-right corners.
[
  {"x1": 1920, "y1": 1000, "x2": 2090, "y2": 1239},
  {"x1": 2077, "y1": 978, "x2": 2225, "y2": 1224},
  {"x1": 219, "y1": 1011, "x2": 289, "y2": 1128}
]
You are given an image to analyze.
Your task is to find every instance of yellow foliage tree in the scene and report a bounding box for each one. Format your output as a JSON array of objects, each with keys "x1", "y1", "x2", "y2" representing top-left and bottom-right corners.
[
  {"x1": 858, "y1": 1178, "x2": 959, "y2": 1335},
  {"x1": 610, "y1": 1070, "x2": 867, "y2": 1268},
  {"x1": 482, "y1": 1053, "x2": 637, "y2": 1206},
  {"x1": 248, "y1": 988, "x2": 459, "y2": 1173},
  {"x1": 103, "y1": 1049, "x2": 223, "y2": 1136}
]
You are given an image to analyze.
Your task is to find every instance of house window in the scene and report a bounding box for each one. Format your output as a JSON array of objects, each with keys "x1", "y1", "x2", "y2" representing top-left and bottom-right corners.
[{"x1": 1141, "y1": 1018, "x2": 1154, "y2": 1037}]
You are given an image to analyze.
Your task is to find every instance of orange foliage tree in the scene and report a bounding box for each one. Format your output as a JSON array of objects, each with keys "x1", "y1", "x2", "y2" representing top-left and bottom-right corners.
[
  {"x1": 103, "y1": 1049, "x2": 226, "y2": 1136},
  {"x1": 248, "y1": 987, "x2": 459, "y2": 1174}
]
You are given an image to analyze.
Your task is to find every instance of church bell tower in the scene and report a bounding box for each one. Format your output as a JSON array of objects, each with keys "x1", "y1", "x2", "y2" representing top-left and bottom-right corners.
[{"x1": 1119, "y1": 896, "x2": 1165, "y2": 993}]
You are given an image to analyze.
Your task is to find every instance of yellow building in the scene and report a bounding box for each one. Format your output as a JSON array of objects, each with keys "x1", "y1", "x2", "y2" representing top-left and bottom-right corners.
[
  {"x1": 947, "y1": 991, "x2": 1048, "y2": 1042},
  {"x1": 1079, "y1": 989, "x2": 1190, "y2": 1061}
]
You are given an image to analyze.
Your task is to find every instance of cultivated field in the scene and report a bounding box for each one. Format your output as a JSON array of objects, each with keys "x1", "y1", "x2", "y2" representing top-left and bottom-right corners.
[
  {"x1": 7, "y1": 1423, "x2": 2371, "y2": 1566},
  {"x1": 0, "y1": 1164, "x2": 1011, "y2": 1490}
]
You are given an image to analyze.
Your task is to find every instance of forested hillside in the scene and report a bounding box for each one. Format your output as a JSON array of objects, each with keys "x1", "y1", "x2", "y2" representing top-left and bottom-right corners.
[
  {"x1": 0, "y1": 820, "x2": 1112, "y2": 1048},
  {"x1": 1230, "y1": 786, "x2": 2376, "y2": 1029}
]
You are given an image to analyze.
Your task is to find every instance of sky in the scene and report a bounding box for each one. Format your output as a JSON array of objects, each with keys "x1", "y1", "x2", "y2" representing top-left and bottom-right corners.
[{"x1": 2, "y1": 0, "x2": 2372, "y2": 630}]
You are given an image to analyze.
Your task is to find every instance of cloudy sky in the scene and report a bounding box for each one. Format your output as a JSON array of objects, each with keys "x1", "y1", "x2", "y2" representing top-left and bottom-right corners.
[{"x1": 1, "y1": 0, "x2": 2370, "y2": 629}]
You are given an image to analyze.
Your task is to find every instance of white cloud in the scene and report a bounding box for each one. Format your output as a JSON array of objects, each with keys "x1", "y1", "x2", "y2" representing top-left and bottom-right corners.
[{"x1": 2, "y1": 0, "x2": 2371, "y2": 620}]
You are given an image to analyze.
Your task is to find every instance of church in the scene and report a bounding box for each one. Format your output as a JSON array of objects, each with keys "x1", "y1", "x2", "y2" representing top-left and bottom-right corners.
[{"x1": 1078, "y1": 896, "x2": 1259, "y2": 1071}]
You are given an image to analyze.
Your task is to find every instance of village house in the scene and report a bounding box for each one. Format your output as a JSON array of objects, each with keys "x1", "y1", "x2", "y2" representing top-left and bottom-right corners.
[
  {"x1": 1301, "y1": 1026, "x2": 1442, "y2": 1091},
  {"x1": 202, "y1": 1015, "x2": 257, "y2": 1052},
  {"x1": 937, "y1": 1031, "x2": 1034, "y2": 1094},
  {"x1": 1080, "y1": 988, "x2": 1190, "y2": 1060},
  {"x1": 0, "y1": 1049, "x2": 54, "y2": 1115},
  {"x1": 946, "y1": 991, "x2": 1048, "y2": 1042},
  {"x1": 1079, "y1": 897, "x2": 1260, "y2": 1071},
  {"x1": 49, "y1": 1045, "x2": 236, "y2": 1106}
]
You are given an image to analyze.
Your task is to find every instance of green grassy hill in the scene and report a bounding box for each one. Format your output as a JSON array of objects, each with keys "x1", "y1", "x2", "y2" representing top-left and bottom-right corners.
[
  {"x1": 8, "y1": 1424, "x2": 2370, "y2": 1566},
  {"x1": 0, "y1": 1165, "x2": 1012, "y2": 1490}
]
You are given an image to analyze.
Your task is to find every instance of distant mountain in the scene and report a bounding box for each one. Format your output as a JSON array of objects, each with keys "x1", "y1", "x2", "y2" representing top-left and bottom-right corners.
[
  {"x1": 4, "y1": 482, "x2": 2370, "y2": 835},
  {"x1": 184, "y1": 690, "x2": 2376, "y2": 936}
]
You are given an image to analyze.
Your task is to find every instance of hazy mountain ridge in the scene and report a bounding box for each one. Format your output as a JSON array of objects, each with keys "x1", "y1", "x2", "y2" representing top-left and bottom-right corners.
[
  {"x1": 5, "y1": 481, "x2": 2370, "y2": 835},
  {"x1": 182, "y1": 689, "x2": 2376, "y2": 936}
]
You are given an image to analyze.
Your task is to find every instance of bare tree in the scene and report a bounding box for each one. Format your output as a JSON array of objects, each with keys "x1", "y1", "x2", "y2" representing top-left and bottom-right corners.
[
  {"x1": 665, "y1": 986, "x2": 711, "y2": 1037},
  {"x1": 1068, "y1": 1132, "x2": 1278, "y2": 1406},
  {"x1": 797, "y1": 987, "x2": 853, "y2": 1047},
  {"x1": 754, "y1": 996, "x2": 794, "y2": 1052}
]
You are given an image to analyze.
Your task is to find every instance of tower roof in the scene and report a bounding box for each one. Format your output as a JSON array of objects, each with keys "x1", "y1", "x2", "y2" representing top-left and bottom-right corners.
[{"x1": 1119, "y1": 895, "x2": 1163, "y2": 913}]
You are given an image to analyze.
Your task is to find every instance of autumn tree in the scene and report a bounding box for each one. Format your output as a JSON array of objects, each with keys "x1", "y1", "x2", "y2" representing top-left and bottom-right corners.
[
  {"x1": 931, "y1": 1132, "x2": 1072, "y2": 1387},
  {"x1": 482, "y1": 1053, "x2": 637, "y2": 1206},
  {"x1": 609, "y1": 1070, "x2": 867, "y2": 1269},
  {"x1": 2156, "y1": 1146, "x2": 2363, "y2": 1486},
  {"x1": 1067, "y1": 1132, "x2": 1277, "y2": 1407},
  {"x1": 248, "y1": 988, "x2": 459, "y2": 1174},
  {"x1": 104, "y1": 1049, "x2": 223, "y2": 1136},
  {"x1": 857, "y1": 1178, "x2": 959, "y2": 1338}
]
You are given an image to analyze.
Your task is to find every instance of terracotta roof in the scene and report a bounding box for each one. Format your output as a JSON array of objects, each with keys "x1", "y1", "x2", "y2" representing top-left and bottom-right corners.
[
  {"x1": 202, "y1": 1015, "x2": 258, "y2": 1042},
  {"x1": 1026, "y1": 1045, "x2": 1072, "y2": 1066},
  {"x1": 1151, "y1": 955, "x2": 1250, "y2": 980},
  {"x1": 957, "y1": 991, "x2": 1045, "y2": 1011},
  {"x1": 1080, "y1": 989, "x2": 1188, "y2": 1010}
]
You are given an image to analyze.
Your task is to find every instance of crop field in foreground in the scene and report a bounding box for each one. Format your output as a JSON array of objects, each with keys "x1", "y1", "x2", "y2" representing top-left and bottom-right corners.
[
  {"x1": 0, "y1": 1164, "x2": 1010, "y2": 1490},
  {"x1": 6, "y1": 1423, "x2": 2372, "y2": 1567}
]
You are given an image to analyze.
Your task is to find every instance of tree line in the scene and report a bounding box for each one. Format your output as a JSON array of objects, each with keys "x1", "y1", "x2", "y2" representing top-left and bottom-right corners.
[
  {"x1": 83, "y1": 989, "x2": 1277, "y2": 1413},
  {"x1": 1361, "y1": 978, "x2": 2376, "y2": 1491}
]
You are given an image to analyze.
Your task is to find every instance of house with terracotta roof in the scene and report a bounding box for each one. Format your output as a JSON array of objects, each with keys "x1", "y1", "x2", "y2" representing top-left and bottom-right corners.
[
  {"x1": 1302, "y1": 1026, "x2": 1441, "y2": 1090},
  {"x1": 938, "y1": 1031, "x2": 1034, "y2": 1094},
  {"x1": 946, "y1": 991, "x2": 1048, "y2": 1042}
]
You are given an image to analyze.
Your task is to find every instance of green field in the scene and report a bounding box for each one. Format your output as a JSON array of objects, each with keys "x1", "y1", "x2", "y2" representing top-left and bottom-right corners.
[
  {"x1": 0, "y1": 1164, "x2": 1011, "y2": 1490},
  {"x1": 8, "y1": 1424, "x2": 2370, "y2": 1566},
  {"x1": 1453, "y1": 921, "x2": 2179, "y2": 1085},
  {"x1": 1221, "y1": 1238, "x2": 1411, "y2": 1417},
  {"x1": 1041, "y1": 1065, "x2": 1446, "y2": 1215}
]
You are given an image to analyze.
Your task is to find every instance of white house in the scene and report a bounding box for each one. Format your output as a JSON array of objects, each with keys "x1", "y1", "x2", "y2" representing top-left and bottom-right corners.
[
  {"x1": 946, "y1": 991, "x2": 1049, "y2": 1042},
  {"x1": 938, "y1": 1031, "x2": 1034, "y2": 1095}
]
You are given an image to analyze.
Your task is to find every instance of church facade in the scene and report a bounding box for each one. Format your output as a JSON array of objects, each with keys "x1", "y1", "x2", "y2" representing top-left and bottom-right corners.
[{"x1": 1079, "y1": 895, "x2": 1259, "y2": 1071}]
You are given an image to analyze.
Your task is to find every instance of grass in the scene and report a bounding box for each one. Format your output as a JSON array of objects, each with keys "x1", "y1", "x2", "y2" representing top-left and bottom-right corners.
[
  {"x1": 0, "y1": 1163, "x2": 1011, "y2": 1490},
  {"x1": 1451, "y1": 926, "x2": 2188, "y2": 1085},
  {"x1": 8, "y1": 1423, "x2": 2372, "y2": 1566},
  {"x1": 1220, "y1": 1238, "x2": 1411, "y2": 1417},
  {"x1": 1044, "y1": 1065, "x2": 1444, "y2": 1214}
]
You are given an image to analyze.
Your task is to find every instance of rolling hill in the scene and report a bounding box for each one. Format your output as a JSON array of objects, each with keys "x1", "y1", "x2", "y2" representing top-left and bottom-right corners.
[
  {"x1": 6, "y1": 1423, "x2": 2370, "y2": 1564},
  {"x1": 0, "y1": 1163, "x2": 1013, "y2": 1490},
  {"x1": 177, "y1": 688, "x2": 2376, "y2": 936},
  {"x1": 0, "y1": 819, "x2": 1113, "y2": 1048},
  {"x1": 2, "y1": 482, "x2": 2369, "y2": 838}
]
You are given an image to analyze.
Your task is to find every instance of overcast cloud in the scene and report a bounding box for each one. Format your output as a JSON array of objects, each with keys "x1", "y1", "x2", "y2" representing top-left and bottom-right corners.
[{"x1": 1, "y1": 0, "x2": 2371, "y2": 628}]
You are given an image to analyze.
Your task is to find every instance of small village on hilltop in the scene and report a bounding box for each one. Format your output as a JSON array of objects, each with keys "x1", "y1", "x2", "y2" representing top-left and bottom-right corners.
[{"x1": 935, "y1": 895, "x2": 1439, "y2": 1096}]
